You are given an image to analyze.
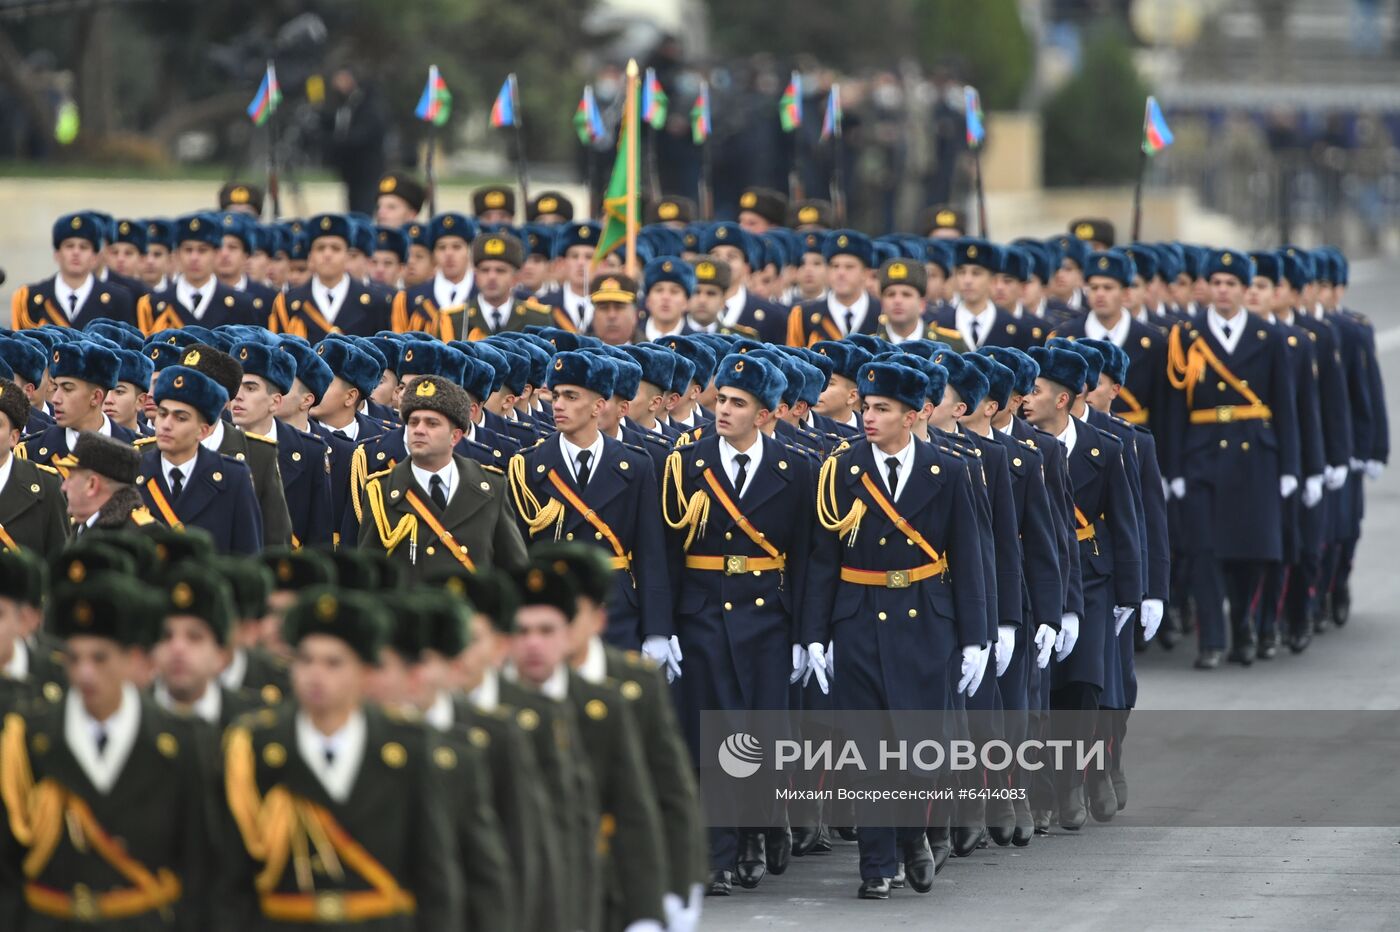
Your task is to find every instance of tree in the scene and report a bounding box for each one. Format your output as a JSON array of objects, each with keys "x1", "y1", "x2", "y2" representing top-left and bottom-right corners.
[{"x1": 1041, "y1": 25, "x2": 1150, "y2": 187}]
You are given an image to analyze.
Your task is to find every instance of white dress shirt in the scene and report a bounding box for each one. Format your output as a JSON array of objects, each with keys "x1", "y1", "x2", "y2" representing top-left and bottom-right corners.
[
  {"x1": 1056, "y1": 416, "x2": 1080, "y2": 458},
  {"x1": 559, "y1": 432, "x2": 605, "y2": 485},
  {"x1": 537, "y1": 664, "x2": 569, "y2": 702},
  {"x1": 468, "y1": 666, "x2": 500, "y2": 711},
  {"x1": 433, "y1": 270, "x2": 473, "y2": 310},
  {"x1": 160, "y1": 453, "x2": 198, "y2": 494},
  {"x1": 200, "y1": 418, "x2": 225, "y2": 452},
  {"x1": 295, "y1": 709, "x2": 366, "y2": 804},
  {"x1": 645, "y1": 318, "x2": 688, "y2": 341},
  {"x1": 884, "y1": 321, "x2": 923, "y2": 344},
  {"x1": 578, "y1": 636, "x2": 609, "y2": 685},
  {"x1": 561, "y1": 285, "x2": 593, "y2": 331},
  {"x1": 181, "y1": 277, "x2": 215, "y2": 319},
  {"x1": 412, "y1": 459, "x2": 459, "y2": 506},
  {"x1": 3, "y1": 638, "x2": 28, "y2": 679},
  {"x1": 721, "y1": 286, "x2": 750, "y2": 329},
  {"x1": 153, "y1": 680, "x2": 222, "y2": 725},
  {"x1": 955, "y1": 301, "x2": 998, "y2": 350},
  {"x1": 874, "y1": 437, "x2": 916, "y2": 501},
  {"x1": 1084, "y1": 310, "x2": 1132, "y2": 347},
  {"x1": 220, "y1": 647, "x2": 248, "y2": 691},
  {"x1": 66, "y1": 682, "x2": 141, "y2": 794},
  {"x1": 718, "y1": 435, "x2": 763, "y2": 496},
  {"x1": 1207, "y1": 306, "x2": 1247, "y2": 355},
  {"x1": 479, "y1": 296, "x2": 514, "y2": 333},
  {"x1": 312, "y1": 274, "x2": 351, "y2": 325},
  {"x1": 0, "y1": 453, "x2": 12, "y2": 498},
  {"x1": 66, "y1": 413, "x2": 113, "y2": 454},
  {"x1": 424, "y1": 691, "x2": 455, "y2": 732},
  {"x1": 54, "y1": 274, "x2": 95, "y2": 321},
  {"x1": 828, "y1": 291, "x2": 870, "y2": 336}
]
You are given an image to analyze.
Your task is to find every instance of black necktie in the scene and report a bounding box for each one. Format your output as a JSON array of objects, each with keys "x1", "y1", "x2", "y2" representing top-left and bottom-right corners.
[
  {"x1": 1221, "y1": 321, "x2": 1232, "y2": 341},
  {"x1": 885, "y1": 456, "x2": 900, "y2": 498},
  {"x1": 323, "y1": 745, "x2": 335, "y2": 767},
  {"x1": 169, "y1": 467, "x2": 184, "y2": 499},
  {"x1": 95, "y1": 726, "x2": 108, "y2": 758},
  {"x1": 68, "y1": 293, "x2": 79, "y2": 317},
  {"x1": 430, "y1": 474, "x2": 448, "y2": 511},
  {"x1": 331, "y1": 430, "x2": 350, "y2": 441},
  {"x1": 575, "y1": 450, "x2": 593, "y2": 488},
  {"x1": 973, "y1": 320, "x2": 985, "y2": 348},
  {"x1": 493, "y1": 307, "x2": 506, "y2": 331},
  {"x1": 732, "y1": 453, "x2": 750, "y2": 496}
]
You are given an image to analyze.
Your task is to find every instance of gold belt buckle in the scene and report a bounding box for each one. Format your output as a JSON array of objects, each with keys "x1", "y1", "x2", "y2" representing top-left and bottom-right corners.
[
  {"x1": 724, "y1": 555, "x2": 749, "y2": 575},
  {"x1": 1216, "y1": 405, "x2": 1234, "y2": 423},
  {"x1": 885, "y1": 569, "x2": 911, "y2": 589},
  {"x1": 73, "y1": 883, "x2": 98, "y2": 921},
  {"x1": 315, "y1": 892, "x2": 347, "y2": 923}
]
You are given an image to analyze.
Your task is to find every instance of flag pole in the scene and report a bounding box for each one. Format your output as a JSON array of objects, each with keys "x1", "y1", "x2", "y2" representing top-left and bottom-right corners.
[
  {"x1": 625, "y1": 60, "x2": 640, "y2": 279},
  {"x1": 265, "y1": 61, "x2": 281, "y2": 220},
  {"x1": 426, "y1": 123, "x2": 439, "y2": 217},
  {"x1": 828, "y1": 85, "x2": 845, "y2": 226},
  {"x1": 972, "y1": 149, "x2": 987, "y2": 238},
  {"x1": 508, "y1": 73, "x2": 531, "y2": 206},
  {"x1": 1130, "y1": 145, "x2": 1147, "y2": 242},
  {"x1": 698, "y1": 79, "x2": 714, "y2": 220}
]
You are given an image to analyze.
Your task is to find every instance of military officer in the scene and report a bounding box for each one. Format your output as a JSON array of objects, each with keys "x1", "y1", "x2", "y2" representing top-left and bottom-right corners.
[
  {"x1": 786, "y1": 230, "x2": 880, "y2": 347},
  {"x1": 375, "y1": 171, "x2": 426, "y2": 227},
  {"x1": 275, "y1": 340, "x2": 359, "y2": 537},
  {"x1": 804, "y1": 359, "x2": 988, "y2": 899},
  {"x1": 57, "y1": 431, "x2": 156, "y2": 533},
  {"x1": 507, "y1": 351, "x2": 673, "y2": 656},
  {"x1": 0, "y1": 379, "x2": 67, "y2": 555},
  {"x1": 21, "y1": 340, "x2": 140, "y2": 469},
  {"x1": 391, "y1": 211, "x2": 479, "y2": 336},
  {"x1": 446, "y1": 232, "x2": 554, "y2": 341},
  {"x1": 930, "y1": 239, "x2": 1024, "y2": 351},
  {"x1": 1163, "y1": 249, "x2": 1300, "y2": 669},
  {"x1": 809, "y1": 340, "x2": 874, "y2": 437},
  {"x1": 11, "y1": 212, "x2": 137, "y2": 331},
  {"x1": 699, "y1": 223, "x2": 788, "y2": 345},
  {"x1": 308, "y1": 338, "x2": 392, "y2": 448},
  {"x1": 0, "y1": 571, "x2": 211, "y2": 927},
  {"x1": 213, "y1": 212, "x2": 279, "y2": 311},
  {"x1": 208, "y1": 554, "x2": 290, "y2": 703},
  {"x1": 221, "y1": 586, "x2": 464, "y2": 930},
  {"x1": 269, "y1": 214, "x2": 394, "y2": 340},
  {"x1": 136, "y1": 213, "x2": 261, "y2": 334},
  {"x1": 358, "y1": 376, "x2": 528, "y2": 579},
  {"x1": 535, "y1": 221, "x2": 603, "y2": 333},
  {"x1": 137, "y1": 365, "x2": 263, "y2": 554}
]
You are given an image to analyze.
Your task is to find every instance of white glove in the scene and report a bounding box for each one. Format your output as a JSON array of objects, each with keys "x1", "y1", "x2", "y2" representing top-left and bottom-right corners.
[
  {"x1": 1280, "y1": 475, "x2": 1298, "y2": 499},
  {"x1": 1325, "y1": 463, "x2": 1348, "y2": 490},
  {"x1": 1113, "y1": 605, "x2": 1135, "y2": 636},
  {"x1": 1366, "y1": 460, "x2": 1385, "y2": 480},
  {"x1": 790, "y1": 644, "x2": 808, "y2": 685},
  {"x1": 1139, "y1": 599, "x2": 1164, "y2": 641},
  {"x1": 966, "y1": 644, "x2": 991, "y2": 696},
  {"x1": 622, "y1": 920, "x2": 665, "y2": 932},
  {"x1": 826, "y1": 641, "x2": 834, "y2": 677},
  {"x1": 642, "y1": 636, "x2": 680, "y2": 683},
  {"x1": 805, "y1": 642, "x2": 829, "y2": 694},
  {"x1": 1034, "y1": 624, "x2": 1056, "y2": 668},
  {"x1": 995, "y1": 625, "x2": 1016, "y2": 677},
  {"x1": 957, "y1": 645, "x2": 982, "y2": 694},
  {"x1": 1303, "y1": 474, "x2": 1324, "y2": 508},
  {"x1": 1056, "y1": 613, "x2": 1080, "y2": 661},
  {"x1": 1350, "y1": 457, "x2": 1366, "y2": 472},
  {"x1": 662, "y1": 883, "x2": 703, "y2": 932},
  {"x1": 1169, "y1": 477, "x2": 1186, "y2": 500}
]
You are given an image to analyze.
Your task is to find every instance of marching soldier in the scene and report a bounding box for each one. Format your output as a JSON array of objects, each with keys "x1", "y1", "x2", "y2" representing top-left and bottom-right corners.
[
  {"x1": 21, "y1": 340, "x2": 141, "y2": 468},
  {"x1": 0, "y1": 379, "x2": 68, "y2": 555},
  {"x1": 222, "y1": 587, "x2": 464, "y2": 930},
  {"x1": 374, "y1": 171, "x2": 426, "y2": 227},
  {"x1": 535, "y1": 221, "x2": 603, "y2": 333},
  {"x1": 358, "y1": 376, "x2": 528, "y2": 579},
  {"x1": 138, "y1": 365, "x2": 264, "y2": 554},
  {"x1": 58, "y1": 431, "x2": 156, "y2": 533},
  {"x1": 11, "y1": 213, "x2": 137, "y2": 331},
  {"x1": 699, "y1": 223, "x2": 787, "y2": 345},
  {"x1": 392, "y1": 211, "x2": 478, "y2": 337},
  {"x1": 874, "y1": 257, "x2": 968, "y2": 348},
  {"x1": 931, "y1": 239, "x2": 1024, "y2": 351},
  {"x1": 269, "y1": 214, "x2": 394, "y2": 340},
  {"x1": 0, "y1": 571, "x2": 211, "y2": 928},
  {"x1": 454, "y1": 232, "x2": 554, "y2": 340},
  {"x1": 786, "y1": 230, "x2": 879, "y2": 347},
  {"x1": 136, "y1": 213, "x2": 261, "y2": 335}
]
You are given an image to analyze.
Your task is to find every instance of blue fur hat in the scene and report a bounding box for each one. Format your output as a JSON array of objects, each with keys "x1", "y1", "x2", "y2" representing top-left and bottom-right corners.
[
  {"x1": 728, "y1": 337, "x2": 765, "y2": 355},
  {"x1": 144, "y1": 218, "x2": 176, "y2": 252},
  {"x1": 668, "y1": 355, "x2": 696, "y2": 394},
  {"x1": 643, "y1": 256, "x2": 696, "y2": 297},
  {"x1": 552, "y1": 221, "x2": 601, "y2": 258},
  {"x1": 1248, "y1": 250, "x2": 1280, "y2": 283},
  {"x1": 715, "y1": 353, "x2": 786, "y2": 410},
  {"x1": 994, "y1": 245, "x2": 1032, "y2": 282},
  {"x1": 620, "y1": 344, "x2": 676, "y2": 391},
  {"x1": 964, "y1": 352, "x2": 1013, "y2": 409},
  {"x1": 153, "y1": 365, "x2": 228, "y2": 424},
  {"x1": 924, "y1": 239, "x2": 955, "y2": 275},
  {"x1": 655, "y1": 335, "x2": 716, "y2": 388},
  {"x1": 954, "y1": 237, "x2": 996, "y2": 271},
  {"x1": 700, "y1": 223, "x2": 759, "y2": 269},
  {"x1": 790, "y1": 358, "x2": 825, "y2": 407},
  {"x1": 1203, "y1": 248, "x2": 1253, "y2": 284},
  {"x1": 18, "y1": 328, "x2": 63, "y2": 356},
  {"x1": 51, "y1": 341, "x2": 119, "y2": 390},
  {"x1": 145, "y1": 342, "x2": 185, "y2": 373},
  {"x1": 525, "y1": 326, "x2": 592, "y2": 353},
  {"x1": 547, "y1": 350, "x2": 616, "y2": 398},
  {"x1": 0, "y1": 338, "x2": 47, "y2": 386},
  {"x1": 217, "y1": 211, "x2": 257, "y2": 251},
  {"x1": 53, "y1": 212, "x2": 104, "y2": 250},
  {"x1": 83, "y1": 320, "x2": 142, "y2": 352},
  {"x1": 845, "y1": 333, "x2": 889, "y2": 356},
  {"x1": 113, "y1": 348, "x2": 155, "y2": 388},
  {"x1": 1047, "y1": 336, "x2": 1103, "y2": 391},
  {"x1": 278, "y1": 339, "x2": 334, "y2": 403},
  {"x1": 306, "y1": 213, "x2": 352, "y2": 246},
  {"x1": 1079, "y1": 338, "x2": 1129, "y2": 386},
  {"x1": 788, "y1": 346, "x2": 834, "y2": 384},
  {"x1": 812, "y1": 341, "x2": 874, "y2": 382},
  {"x1": 1123, "y1": 243, "x2": 1159, "y2": 282},
  {"x1": 748, "y1": 349, "x2": 803, "y2": 407},
  {"x1": 1085, "y1": 249, "x2": 1135, "y2": 286},
  {"x1": 455, "y1": 342, "x2": 509, "y2": 396},
  {"x1": 1012, "y1": 238, "x2": 1053, "y2": 283},
  {"x1": 895, "y1": 339, "x2": 944, "y2": 361},
  {"x1": 314, "y1": 338, "x2": 381, "y2": 397},
  {"x1": 587, "y1": 346, "x2": 643, "y2": 398},
  {"x1": 458, "y1": 356, "x2": 494, "y2": 402},
  {"x1": 886, "y1": 354, "x2": 946, "y2": 405},
  {"x1": 1279, "y1": 248, "x2": 1313, "y2": 291},
  {"x1": 394, "y1": 341, "x2": 464, "y2": 385},
  {"x1": 1052, "y1": 233, "x2": 1090, "y2": 271},
  {"x1": 181, "y1": 326, "x2": 218, "y2": 346},
  {"x1": 497, "y1": 335, "x2": 551, "y2": 387},
  {"x1": 822, "y1": 229, "x2": 874, "y2": 267},
  {"x1": 173, "y1": 213, "x2": 223, "y2": 249},
  {"x1": 232, "y1": 341, "x2": 295, "y2": 394},
  {"x1": 857, "y1": 360, "x2": 929, "y2": 411},
  {"x1": 483, "y1": 340, "x2": 531, "y2": 395},
  {"x1": 979, "y1": 345, "x2": 1039, "y2": 396},
  {"x1": 374, "y1": 225, "x2": 410, "y2": 262},
  {"x1": 1027, "y1": 346, "x2": 1089, "y2": 396},
  {"x1": 113, "y1": 218, "x2": 148, "y2": 252},
  {"x1": 937, "y1": 351, "x2": 989, "y2": 409}
]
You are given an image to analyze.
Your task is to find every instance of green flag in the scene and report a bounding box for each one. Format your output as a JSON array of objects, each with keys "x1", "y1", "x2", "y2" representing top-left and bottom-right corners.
[{"x1": 595, "y1": 69, "x2": 641, "y2": 266}]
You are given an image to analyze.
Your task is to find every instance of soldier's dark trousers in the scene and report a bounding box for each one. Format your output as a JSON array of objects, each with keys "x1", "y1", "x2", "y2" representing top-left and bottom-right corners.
[
  {"x1": 1192, "y1": 557, "x2": 1268, "y2": 650},
  {"x1": 1049, "y1": 681, "x2": 1100, "y2": 798}
]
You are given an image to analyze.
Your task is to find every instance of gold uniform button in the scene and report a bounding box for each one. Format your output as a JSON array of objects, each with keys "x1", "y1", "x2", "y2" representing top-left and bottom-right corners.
[
  {"x1": 1241, "y1": 441, "x2": 1250, "y2": 451},
  {"x1": 695, "y1": 459, "x2": 705, "y2": 467},
  {"x1": 906, "y1": 538, "x2": 914, "y2": 546},
  {"x1": 1217, "y1": 381, "x2": 1227, "y2": 391},
  {"x1": 908, "y1": 609, "x2": 918, "y2": 618},
  {"x1": 480, "y1": 481, "x2": 490, "y2": 490},
  {"x1": 723, "y1": 602, "x2": 733, "y2": 611},
  {"x1": 594, "y1": 531, "x2": 603, "y2": 540},
  {"x1": 1219, "y1": 439, "x2": 1228, "y2": 449},
  {"x1": 724, "y1": 531, "x2": 733, "y2": 541},
  {"x1": 878, "y1": 612, "x2": 887, "y2": 621},
  {"x1": 850, "y1": 465, "x2": 860, "y2": 475},
  {"x1": 291, "y1": 452, "x2": 302, "y2": 462},
  {"x1": 212, "y1": 472, "x2": 223, "y2": 481},
  {"x1": 931, "y1": 465, "x2": 940, "y2": 474},
  {"x1": 755, "y1": 598, "x2": 765, "y2": 607},
  {"x1": 536, "y1": 464, "x2": 546, "y2": 473},
  {"x1": 879, "y1": 537, "x2": 887, "y2": 546},
  {"x1": 565, "y1": 532, "x2": 574, "y2": 541},
  {"x1": 620, "y1": 461, "x2": 629, "y2": 470},
  {"x1": 426, "y1": 546, "x2": 436, "y2": 555},
  {"x1": 29, "y1": 484, "x2": 39, "y2": 493}
]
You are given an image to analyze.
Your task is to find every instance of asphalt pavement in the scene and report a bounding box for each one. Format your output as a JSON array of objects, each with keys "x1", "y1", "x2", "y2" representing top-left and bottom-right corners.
[{"x1": 701, "y1": 258, "x2": 1400, "y2": 930}]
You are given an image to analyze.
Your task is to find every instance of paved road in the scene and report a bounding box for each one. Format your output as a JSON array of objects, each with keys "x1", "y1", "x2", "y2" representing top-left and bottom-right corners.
[{"x1": 701, "y1": 258, "x2": 1400, "y2": 930}]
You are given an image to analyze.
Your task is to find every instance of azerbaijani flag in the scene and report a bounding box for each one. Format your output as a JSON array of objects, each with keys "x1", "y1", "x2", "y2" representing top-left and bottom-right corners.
[
  {"x1": 820, "y1": 85, "x2": 841, "y2": 141},
  {"x1": 690, "y1": 81, "x2": 711, "y2": 144},
  {"x1": 573, "y1": 85, "x2": 606, "y2": 145},
  {"x1": 246, "y1": 63, "x2": 282, "y2": 126},
  {"x1": 964, "y1": 86, "x2": 985, "y2": 148},
  {"x1": 1142, "y1": 95, "x2": 1174, "y2": 155},
  {"x1": 489, "y1": 75, "x2": 516, "y2": 128},
  {"x1": 779, "y1": 71, "x2": 802, "y2": 132},
  {"x1": 414, "y1": 65, "x2": 452, "y2": 126},
  {"x1": 642, "y1": 68, "x2": 669, "y2": 130}
]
